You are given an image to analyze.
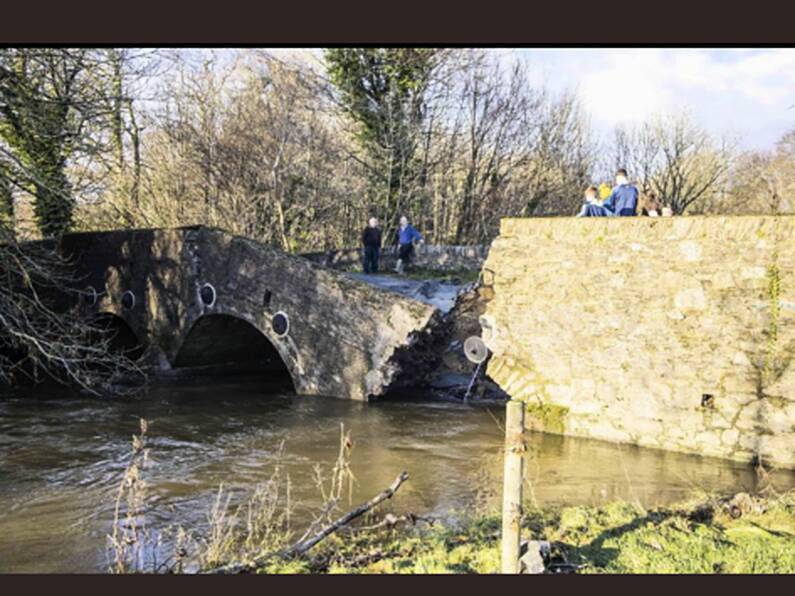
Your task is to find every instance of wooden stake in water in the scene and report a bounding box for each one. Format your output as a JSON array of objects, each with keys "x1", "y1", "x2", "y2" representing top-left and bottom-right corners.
[{"x1": 501, "y1": 400, "x2": 525, "y2": 574}]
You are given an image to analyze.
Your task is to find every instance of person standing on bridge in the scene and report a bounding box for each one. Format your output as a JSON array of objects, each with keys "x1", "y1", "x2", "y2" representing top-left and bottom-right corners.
[
  {"x1": 361, "y1": 217, "x2": 382, "y2": 274},
  {"x1": 394, "y1": 215, "x2": 423, "y2": 274}
]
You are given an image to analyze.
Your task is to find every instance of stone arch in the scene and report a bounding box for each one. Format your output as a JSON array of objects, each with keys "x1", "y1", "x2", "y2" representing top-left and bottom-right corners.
[
  {"x1": 90, "y1": 312, "x2": 146, "y2": 361},
  {"x1": 173, "y1": 313, "x2": 297, "y2": 391}
]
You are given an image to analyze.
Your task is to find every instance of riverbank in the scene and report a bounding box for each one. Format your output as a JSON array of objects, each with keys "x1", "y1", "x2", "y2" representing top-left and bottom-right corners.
[
  {"x1": 249, "y1": 490, "x2": 795, "y2": 574},
  {"x1": 4, "y1": 386, "x2": 795, "y2": 573}
]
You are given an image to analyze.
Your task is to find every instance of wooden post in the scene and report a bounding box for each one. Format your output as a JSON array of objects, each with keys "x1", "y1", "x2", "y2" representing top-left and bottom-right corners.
[{"x1": 501, "y1": 399, "x2": 525, "y2": 574}]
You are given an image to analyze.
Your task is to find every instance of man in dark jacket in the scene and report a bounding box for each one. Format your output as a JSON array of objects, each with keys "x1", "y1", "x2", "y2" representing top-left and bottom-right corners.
[
  {"x1": 361, "y1": 217, "x2": 382, "y2": 274},
  {"x1": 582, "y1": 169, "x2": 639, "y2": 217}
]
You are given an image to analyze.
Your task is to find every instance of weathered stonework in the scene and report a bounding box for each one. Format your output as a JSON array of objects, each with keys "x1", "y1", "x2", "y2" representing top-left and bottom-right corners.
[
  {"x1": 59, "y1": 226, "x2": 443, "y2": 400},
  {"x1": 481, "y1": 216, "x2": 795, "y2": 469}
]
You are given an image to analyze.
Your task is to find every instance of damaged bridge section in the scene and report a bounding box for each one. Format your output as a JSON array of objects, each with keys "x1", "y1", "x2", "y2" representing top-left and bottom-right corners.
[{"x1": 60, "y1": 226, "x2": 445, "y2": 400}]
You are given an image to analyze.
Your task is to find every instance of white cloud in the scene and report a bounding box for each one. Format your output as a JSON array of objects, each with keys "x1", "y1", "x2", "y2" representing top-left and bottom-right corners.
[
  {"x1": 578, "y1": 50, "x2": 671, "y2": 125},
  {"x1": 512, "y1": 48, "x2": 795, "y2": 150},
  {"x1": 185, "y1": 48, "x2": 795, "y2": 151}
]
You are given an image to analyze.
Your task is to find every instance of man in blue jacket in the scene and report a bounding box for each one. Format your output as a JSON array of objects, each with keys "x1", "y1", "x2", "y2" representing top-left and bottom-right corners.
[
  {"x1": 394, "y1": 215, "x2": 423, "y2": 274},
  {"x1": 582, "y1": 169, "x2": 638, "y2": 217}
]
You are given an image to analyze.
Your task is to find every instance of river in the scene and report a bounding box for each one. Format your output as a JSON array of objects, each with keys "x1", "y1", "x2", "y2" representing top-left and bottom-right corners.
[{"x1": 1, "y1": 377, "x2": 793, "y2": 573}]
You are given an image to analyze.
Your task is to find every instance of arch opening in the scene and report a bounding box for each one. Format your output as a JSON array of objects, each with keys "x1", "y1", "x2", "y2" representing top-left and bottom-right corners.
[
  {"x1": 174, "y1": 314, "x2": 295, "y2": 392},
  {"x1": 90, "y1": 313, "x2": 145, "y2": 361}
]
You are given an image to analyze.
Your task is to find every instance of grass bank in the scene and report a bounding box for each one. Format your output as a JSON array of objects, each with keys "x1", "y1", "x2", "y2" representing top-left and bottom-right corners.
[
  {"x1": 254, "y1": 491, "x2": 795, "y2": 574},
  {"x1": 111, "y1": 422, "x2": 794, "y2": 574}
]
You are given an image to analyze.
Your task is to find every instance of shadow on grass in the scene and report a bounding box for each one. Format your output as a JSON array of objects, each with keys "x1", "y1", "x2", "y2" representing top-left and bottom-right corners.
[{"x1": 560, "y1": 510, "x2": 677, "y2": 570}]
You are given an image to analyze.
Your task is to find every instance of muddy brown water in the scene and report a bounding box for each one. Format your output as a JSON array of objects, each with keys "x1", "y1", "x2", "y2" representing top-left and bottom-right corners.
[{"x1": 1, "y1": 377, "x2": 793, "y2": 573}]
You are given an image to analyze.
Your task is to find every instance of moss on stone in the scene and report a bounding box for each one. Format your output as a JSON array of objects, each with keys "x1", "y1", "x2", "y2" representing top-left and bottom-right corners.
[
  {"x1": 764, "y1": 259, "x2": 781, "y2": 383},
  {"x1": 525, "y1": 400, "x2": 569, "y2": 435}
]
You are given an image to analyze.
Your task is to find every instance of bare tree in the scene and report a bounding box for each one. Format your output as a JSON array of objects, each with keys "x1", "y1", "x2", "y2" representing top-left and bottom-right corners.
[
  {"x1": 0, "y1": 48, "x2": 160, "y2": 238},
  {"x1": 0, "y1": 227, "x2": 143, "y2": 393},
  {"x1": 388, "y1": 50, "x2": 592, "y2": 244},
  {"x1": 76, "y1": 49, "x2": 596, "y2": 249},
  {"x1": 607, "y1": 113, "x2": 733, "y2": 214},
  {"x1": 717, "y1": 129, "x2": 795, "y2": 215},
  {"x1": 653, "y1": 115, "x2": 733, "y2": 214},
  {"x1": 81, "y1": 51, "x2": 363, "y2": 251},
  {"x1": 0, "y1": 49, "x2": 160, "y2": 394},
  {"x1": 610, "y1": 122, "x2": 660, "y2": 195},
  {"x1": 437, "y1": 52, "x2": 592, "y2": 241}
]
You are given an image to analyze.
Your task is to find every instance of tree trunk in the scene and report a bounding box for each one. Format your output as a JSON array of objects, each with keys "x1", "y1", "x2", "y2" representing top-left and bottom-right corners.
[
  {"x1": 0, "y1": 166, "x2": 13, "y2": 233},
  {"x1": 33, "y1": 167, "x2": 72, "y2": 238}
]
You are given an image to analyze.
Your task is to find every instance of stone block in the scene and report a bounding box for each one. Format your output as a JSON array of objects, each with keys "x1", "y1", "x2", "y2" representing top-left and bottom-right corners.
[{"x1": 674, "y1": 285, "x2": 707, "y2": 311}]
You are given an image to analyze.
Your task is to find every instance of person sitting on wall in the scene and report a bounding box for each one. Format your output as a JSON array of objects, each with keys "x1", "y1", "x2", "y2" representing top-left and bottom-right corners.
[
  {"x1": 576, "y1": 185, "x2": 603, "y2": 217},
  {"x1": 637, "y1": 191, "x2": 661, "y2": 216},
  {"x1": 394, "y1": 215, "x2": 423, "y2": 275},
  {"x1": 361, "y1": 217, "x2": 382, "y2": 274},
  {"x1": 581, "y1": 169, "x2": 639, "y2": 217}
]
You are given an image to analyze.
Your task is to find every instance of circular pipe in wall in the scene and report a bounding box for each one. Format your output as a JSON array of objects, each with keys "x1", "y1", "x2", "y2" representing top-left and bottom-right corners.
[
  {"x1": 199, "y1": 283, "x2": 217, "y2": 308},
  {"x1": 84, "y1": 286, "x2": 98, "y2": 306},
  {"x1": 464, "y1": 336, "x2": 489, "y2": 364},
  {"x1": 271, "y1": 311, "x2": 290, "y2": 337},
  {"x1": 122, "y1": 290, "x2": 136, "y2": 310}
]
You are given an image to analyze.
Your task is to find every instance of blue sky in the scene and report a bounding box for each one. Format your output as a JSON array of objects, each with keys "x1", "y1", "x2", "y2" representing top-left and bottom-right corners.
[{"x1": 505, "y1": 48, "x2": 795, "y2": 150}]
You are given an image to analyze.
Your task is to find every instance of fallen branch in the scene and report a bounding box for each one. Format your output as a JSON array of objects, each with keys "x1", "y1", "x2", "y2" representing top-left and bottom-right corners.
[
  {"x1": 207, "y1": 471, "x2": 410, "y2": 574},
  {"x1": 342, "y1": 511, "x2": 435, "y2": 533}
]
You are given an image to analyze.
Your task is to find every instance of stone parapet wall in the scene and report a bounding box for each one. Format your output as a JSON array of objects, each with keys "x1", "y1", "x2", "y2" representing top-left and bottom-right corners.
[
  {"x1": 481, "y1": 216, "x2": 795, "y2": 469},
  {"x1": 301, "y1": 244, "x2": 488, "y2": 272}
]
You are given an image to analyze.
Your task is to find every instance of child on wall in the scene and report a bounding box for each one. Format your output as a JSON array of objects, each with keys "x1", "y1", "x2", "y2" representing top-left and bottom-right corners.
[
  {"x1": 581, "y1": 169, "x2": 639, "y2": 217},
  {"x1": 576, "y1": 185, "x2": 602, "y2": 217}
]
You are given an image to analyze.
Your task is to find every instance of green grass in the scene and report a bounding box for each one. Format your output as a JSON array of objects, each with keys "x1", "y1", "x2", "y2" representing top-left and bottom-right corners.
[
  {"x1": 257, "y1": 514, "x2": 504, "y2": 574},
  {"x1": 551, "y1": 496, "x2": 795, "y2": 574},
  {"x1": 250, "y1": 492, "x2": 795, "y2": 574}
]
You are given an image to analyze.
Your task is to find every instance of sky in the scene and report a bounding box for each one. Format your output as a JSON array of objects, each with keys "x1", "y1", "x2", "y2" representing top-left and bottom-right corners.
[
  {"x1": 506, "y1": 48, "x2": 795, "y2": 151},
  {"x1": 193, "y1": 48, "x2": 795, "y2": 152}
]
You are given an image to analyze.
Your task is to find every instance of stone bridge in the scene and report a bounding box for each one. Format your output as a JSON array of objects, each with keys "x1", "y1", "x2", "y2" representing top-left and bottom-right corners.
[{"x1": 59, "y1": 226, "x2": 447, "y2": 400}]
